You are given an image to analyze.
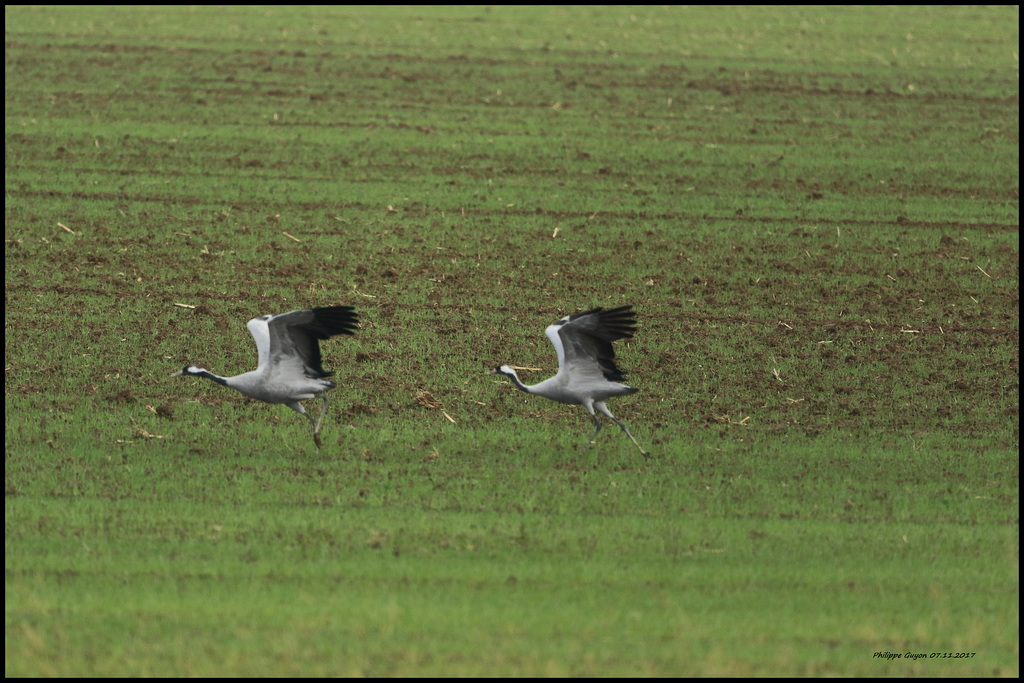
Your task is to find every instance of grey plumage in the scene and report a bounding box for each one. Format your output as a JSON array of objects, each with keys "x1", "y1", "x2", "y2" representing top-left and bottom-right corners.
[
  {"x1": 493, "y1": 305, "x2": 648, "y2": 456},
  {"x1": 173, "y1": 306, "x2": 358, "y2": 452}
]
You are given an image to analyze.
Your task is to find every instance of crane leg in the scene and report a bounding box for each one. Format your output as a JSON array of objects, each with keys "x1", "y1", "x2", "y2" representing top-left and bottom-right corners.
[
  {"x1": 313, "y1": 395, "x2": 330, "y2": 435},
  {"x1": 608, "y1": 416, "x2": 649, "y2": 457},
  {"x1": 288, "y1": 401, "x2": 322, "y2": 455},
  {"x1": 311, "y1": 396, "x2": 330, "y2": 455},
  {"x1": 596, "y1": 402, "x2": 649, "y2": 457},
  {"x1": 579, "y1": 414, "x2": 603, "y2": 455}
]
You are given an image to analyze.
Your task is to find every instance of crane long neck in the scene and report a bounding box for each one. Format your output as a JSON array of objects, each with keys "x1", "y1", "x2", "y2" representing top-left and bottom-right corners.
[
  {"x1": 195, "y1": 369, "x2": 230, "y2": 387},
  {"x1": 505, "y1": 370, "x2": 537, "y2": 395}
]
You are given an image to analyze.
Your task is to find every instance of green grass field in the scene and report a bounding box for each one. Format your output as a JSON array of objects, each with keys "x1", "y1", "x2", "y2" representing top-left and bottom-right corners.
[{"x1": 5, "y1": 5, "x2": 1019, "y2": 676}]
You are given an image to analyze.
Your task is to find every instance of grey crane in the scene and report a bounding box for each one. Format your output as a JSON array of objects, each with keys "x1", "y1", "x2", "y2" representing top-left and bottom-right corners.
[
  {"x1": 172, "y1": 305, "x2": 358, "y2": 453},
  {"x1": 492, "y1": 305, "x2": 649, "y2": 456}
]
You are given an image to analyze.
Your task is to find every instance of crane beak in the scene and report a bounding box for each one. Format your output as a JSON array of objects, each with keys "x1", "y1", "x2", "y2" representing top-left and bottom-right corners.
[{"x1": 170, "y1": 369, "x2": 184, "y2": 378}]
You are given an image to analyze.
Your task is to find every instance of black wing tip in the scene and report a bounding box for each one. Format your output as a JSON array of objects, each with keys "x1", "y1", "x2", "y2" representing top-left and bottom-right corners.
[
  {"x1": 568, "y1": 304, "x2": 637, "y2": 341},
  {"x1": 313, "y1": 305, "x2": 356, "y2": 313},
  {"x1": 312, "y1": 305, "x2": 358, "y2": 320},
  {"x1": 600, "y1": 359, "x2": 628, "y2": 382},
  {"x1": 310, "y1": 305, "x2": 359, "y2": 336},
  {"x1": 600, "y1": 304, "x2": 637, "y2": 320},
  {"x1": 570, "y1": 304, "x2": 636, "y2": 320}
]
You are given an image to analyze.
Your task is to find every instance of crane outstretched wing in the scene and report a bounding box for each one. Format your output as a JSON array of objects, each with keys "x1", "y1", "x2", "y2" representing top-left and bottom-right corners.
[
  {"x1": 249, "y1": 306, "x2": 358, "y2": 378},
  {"x1": 548, "y1": 305, "x2": 636, "y2": 382}
]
